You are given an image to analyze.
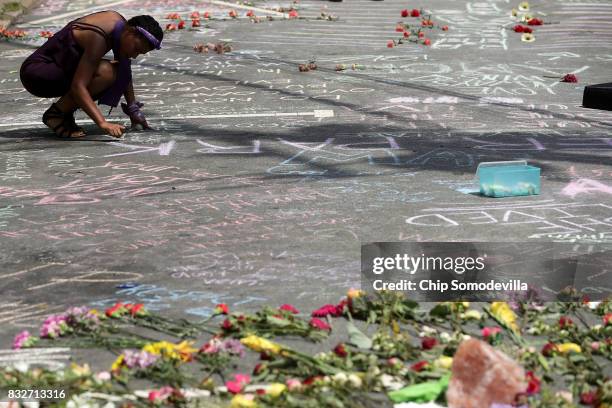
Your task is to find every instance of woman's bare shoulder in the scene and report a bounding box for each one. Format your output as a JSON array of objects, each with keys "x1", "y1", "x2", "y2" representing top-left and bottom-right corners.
[{"x1": 75, "y1": 10, "x2": 126, "y2": 32}]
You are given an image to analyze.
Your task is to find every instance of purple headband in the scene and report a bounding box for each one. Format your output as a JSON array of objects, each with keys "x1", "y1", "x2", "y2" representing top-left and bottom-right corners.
[{"x1": 136, "y1": 26, "x2": 161, "y2": 50}]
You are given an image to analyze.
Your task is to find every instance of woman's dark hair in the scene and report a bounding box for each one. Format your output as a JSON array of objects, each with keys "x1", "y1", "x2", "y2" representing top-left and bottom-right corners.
[{"x1": 127, "y1": 15, "x2": 163, "y2": 44}]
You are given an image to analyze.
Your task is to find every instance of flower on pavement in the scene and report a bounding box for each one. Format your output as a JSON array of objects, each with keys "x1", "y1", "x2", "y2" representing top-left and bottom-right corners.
[
  {"x1": 226, "y1": 373, "x2": 251, "y2": 394},
  {"x1": 309, "y1": 318, "x2": 331, "y2": 331},
  {"x1": 12, "y1": 331, "x2": 37, "y2": 350},
  {"x1": 240, "y1": 335, "x2": 283, "y2": 355}
]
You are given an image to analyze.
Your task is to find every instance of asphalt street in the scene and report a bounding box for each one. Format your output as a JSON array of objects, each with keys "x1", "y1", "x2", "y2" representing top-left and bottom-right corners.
[{"x1": 0, "y1": 0, "x2": 611, "y2": 361}]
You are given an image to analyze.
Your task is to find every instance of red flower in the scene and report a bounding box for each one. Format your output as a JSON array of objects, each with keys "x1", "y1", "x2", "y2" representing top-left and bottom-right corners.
[
  {"x1": 423, "y1": 38, "x2": 431, "y2": 46},
  {"x1": 221, "y1": 319, "x2": 233, "y2": 330},
  {"x1": 303, "y1": 376, "x2": 322, "y2": 386},
  {"x1": 387, "y1": 40, "x2": 394, "y2": 48},
  {"x1": 105, "y1": 302, "x2": 125, "y2": 318},
  {"x1": 580, "y1": 390, "x2": 599, "y2": 406},
  {"x1": 192, "y1": 19, "x2": 200, "y2": 28},
  {"x1": 421, "y1": 337, "x2": 437, "y2": 350},
  {"x1": 605, "y1": 313, "x2": 612, "y2": 326},
  {"x1": 166, "y1": 24, "x2": 177, "y2": 31},
  {"x1": 279, "y1": 304, "x2": 299, "y2": 314},
  {"x1": 411, "y1": 361, "x2": 429, "y2": 372},
  {"x1": 558, "y1": 316, "x2": 573, "y2": 328},
  {"x1": 401, "y1": 9, "x2": 409, "y2": 18},
  {"x1": 513, "y1": 24, "x2": 525, "y2": 33},
  {"x1": 541, "y1": 342, "x2": 557, "y2": 357},
  {"x1": 127, "y1": 303, "x2": 145, "y2": 317},
  {"x1": 229, "y1": 10, "x2": 238, "y2": 18},
  {"x1": 215, "y1": 304, "x2": 229, "y2": 315},
  {"x1": 410, "y1": 9, "x2": 420, "y2": 17},
  {"x1": 442, "y1": 25, "x2": 449, "y2": 31},
  {"x1": 309, "y1": 318, "x2": 331, "y2": 331},
  {"x1": 177, "y1": 20, "x2": 185, "y2": 29},
  {"x1": 561, "y1": 74, "x2": 578, "y2": 83},
  {"x1": 203, "y1": 11, "x2": 211, "y2": 19},
  {"x1": 190, "y1": 11, "x2": 200, "y2": 19},
  {"x1": 312, "y1": 304, "x2": 341, "y2": 318},
  {"x1": 255, "y1": 389, "x2": 266, "y2": 395},
  {"x1": 246, "y1": 10, "x2": 254, "y2": 17},
  {"x1": 253, "y1": 363, "x2": 266, "y2": 375},
  {"x1": 288, "y1": 10, "x2": 299, "y2": 18},
  {"x1": 527, "y1": 18, "x2": 543, "y2": 26},
  {"x1": 418, "y1": 31, "x2": 425, "y2": 38},
  {"x1": 335, "y1": 299, "x2": 348, "y2": 316},
  {"x1": 333, "y1": 343, "x2": 348, "y2": 358},
  {"x1": 396, "y1": 24, "x2": 405, "y2": 32},
  {"x1": 403, "y1": 31, "x2": 410, "y2": 38},
  {"x1": 260, "y1": 352, "x2": 272, "y2": 361},
  {"x1": 526, "y1": 371, "x2": 541, "y2": 395},
  {"x1": 166, "y1": 13, "x2": 180, "y2": 19}
]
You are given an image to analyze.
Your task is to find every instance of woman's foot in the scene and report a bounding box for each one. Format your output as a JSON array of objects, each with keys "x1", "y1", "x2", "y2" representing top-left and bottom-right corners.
[{"x1": 42, "y1": 103, "x2": 85, "y2": 138}]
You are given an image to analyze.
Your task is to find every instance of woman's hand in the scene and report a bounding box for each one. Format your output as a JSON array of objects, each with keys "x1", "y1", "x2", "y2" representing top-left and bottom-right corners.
[
  {"x1": 121, "y1": 101, "x2": 151, "y2": 130},
  {"x1": 100, "y1": 121, "x2": 125, "y2": 137}
]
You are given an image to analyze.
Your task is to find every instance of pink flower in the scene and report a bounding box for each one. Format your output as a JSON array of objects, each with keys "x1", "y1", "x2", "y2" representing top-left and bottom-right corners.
[
  {"x1": 286, "y1": 378, "x2": 301, "y2": 391},
  {"x1": 309, "y1": 317, "x2": 331, "y2": 331},
  {"x1": 12, "y1": 331, "x2": 36, "y2": 350},
  {"x1": 421, "y1": 336, "x2": 437, "y2": 350},
  {"x1": 226, "y1": 373, "x2": 251, "y2": 394},
  {"x1": 482, "y1": 326, "x2": 502, "y2": 339},
  {"x1": 423, "y1": 38, "x2": 431, "y2": 46},
  {"x1": 387, "y1": 40, "x2": 394, "y2": 48},
  {"x1": 148, "y1": 386, "x2": 174, "y2": 403},
  {"x1": 40, "y1": 314, "x2": 69, "y2": 338},
  {"x1": 311, "y1": 304, "x2": 341, "y2": 317},
  {"x1": 279, "y1": 304, "x2": 299, "y2": 314},
  {"x1": 288, "y1": 10, "x2": 299, "y2": 18}
]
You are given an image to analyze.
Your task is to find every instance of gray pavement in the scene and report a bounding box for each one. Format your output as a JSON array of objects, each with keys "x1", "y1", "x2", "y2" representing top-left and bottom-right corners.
[{"x1": 0, "y1": 0, "x2": 611, "y2": 359}]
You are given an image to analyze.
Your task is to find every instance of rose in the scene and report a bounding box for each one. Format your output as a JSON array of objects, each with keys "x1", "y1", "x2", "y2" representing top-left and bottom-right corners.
[
  {"x1": 401, "y1": 9, "x2": 409, "y2": 18},
  {"x1": 410, "y1": 9, "x2": 420, "y2": 17},
  {"x1": 421, "y1": 336, "x2": 437, "y2": 349}
]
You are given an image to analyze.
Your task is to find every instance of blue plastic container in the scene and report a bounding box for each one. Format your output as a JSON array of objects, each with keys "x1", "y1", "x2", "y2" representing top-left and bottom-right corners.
[{"x1": 477, "y1": 161, "x2": 541, "y2": 198}]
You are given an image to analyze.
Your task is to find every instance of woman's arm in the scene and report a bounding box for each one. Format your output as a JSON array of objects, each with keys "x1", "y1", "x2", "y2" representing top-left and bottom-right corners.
[
  {"x1": 70, "y1": 36, "x2": 125, "y2": 136},
  {"x1": 124, "y1": 80, "x2": 136, "y2": 105}
]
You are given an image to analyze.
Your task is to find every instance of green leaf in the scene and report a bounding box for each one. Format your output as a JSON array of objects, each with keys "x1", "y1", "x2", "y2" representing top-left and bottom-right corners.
[
  {"x1": 266, "y1": 315, "x2": 291, "y2": 327},
  {"x1": 346, "y1": 321, "x2": 372, "y2": 349},
  {"x1": 430, "y1": 303, "x2": 450, "y2": 318}
]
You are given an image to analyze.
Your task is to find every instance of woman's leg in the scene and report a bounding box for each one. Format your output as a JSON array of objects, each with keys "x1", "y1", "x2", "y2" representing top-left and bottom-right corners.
[{"x1": 47, "y1": 60, "x2": 117, "y2": 137}]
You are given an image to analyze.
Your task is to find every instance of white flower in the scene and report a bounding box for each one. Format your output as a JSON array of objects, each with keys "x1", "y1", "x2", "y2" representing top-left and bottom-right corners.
[
  {"x1": 348, "y1": 374, "x2": 363, "y2": 388},
  {"x1": 439, "y1": 332, "x2": 451, "y2": 342},
  {"x1": 592, "y1": 324, "x2": 602, "y2": 332},
  {"x1": 332, "y1": 372, "x2": 348, "y2": 385},
  {"x1": 588, "y1": 301, "x2": 601, "y2": 310},
  {"x1": 379, "y1": 374, "x2": 403, "y2": 391},
  {"x1": 462, "y1": 334, "x2": 471, "y2": 341}
]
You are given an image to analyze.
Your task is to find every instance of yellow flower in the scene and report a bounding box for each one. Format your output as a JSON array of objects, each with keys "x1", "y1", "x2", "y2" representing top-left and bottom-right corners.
[
  {"x1": 230, "y1": 394, "x2": 258, "y2": 408},
  {"x1": 511, "y1": 8, "x2": 518, "y2": 17},
  {"x1": 240, "y1": 335, "x2": 283, "y2": 355},
  {"x1": 347, "y1": 288, "x2": 364, "y2": 299},
  {"x1": 111, "y1": 355, "x2": 124, "y2": 371},
  {"x1": 521, "y1": 33, "x2": 535, "y2": 43},
  {"x1": 266, "y1": 383, "x2": 286, "y2": 397},
  {"x1": 557, "y1": 343, "x2": 581, "y2": 354},
  {"x1": 70, "y1": 363, "x2": 91, "y2": 377},
  {"x1": 462, "y1": 310, "x2": 482, "y2": 320},
  {"x1": 518, "y1": 1, "x2": 529, "y2": 11},
  {"x1": 490, "y1": 302, "x2": 519, "y2": 332},
  {"x1": 434, "y1": 356, "x2": 453, "y2": 370},
  {"x1": 142, "y1": 341, "x2": 196, "y2": 362}
]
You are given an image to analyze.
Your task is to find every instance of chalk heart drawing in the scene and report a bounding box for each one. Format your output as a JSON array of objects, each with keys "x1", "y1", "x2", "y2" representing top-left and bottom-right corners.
[{"x1": 562, "y1": 179, "x2": 612, "y2": 198}]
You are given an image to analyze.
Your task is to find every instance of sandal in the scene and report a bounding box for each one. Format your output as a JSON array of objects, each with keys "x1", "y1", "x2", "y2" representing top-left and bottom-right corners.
[
  {"x1": 42, "y1": 103, "x2": 85, "y2": 138},
  {"x1": 64, "y1": 109, "x2": 86, "y2": 135}
]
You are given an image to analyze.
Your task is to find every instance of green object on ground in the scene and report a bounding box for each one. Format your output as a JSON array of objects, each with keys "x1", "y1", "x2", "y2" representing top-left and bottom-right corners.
[{"x1": 388, "y1": 373, "x2": 451, "y2": 403}]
